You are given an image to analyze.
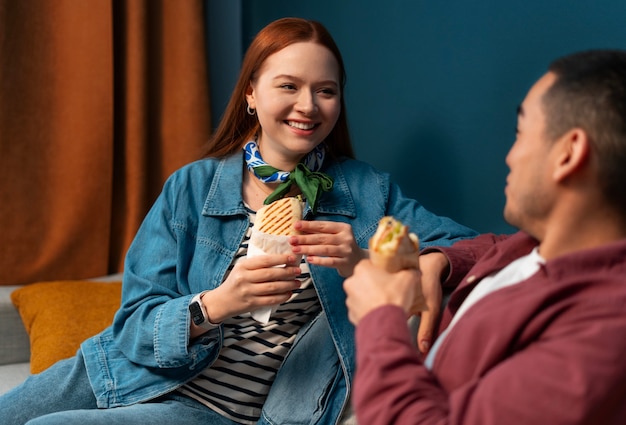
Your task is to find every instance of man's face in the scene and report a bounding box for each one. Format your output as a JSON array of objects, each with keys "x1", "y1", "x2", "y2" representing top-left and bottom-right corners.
[{"x1": 503, "y1": 72, "x2": 559, "y2": 236}]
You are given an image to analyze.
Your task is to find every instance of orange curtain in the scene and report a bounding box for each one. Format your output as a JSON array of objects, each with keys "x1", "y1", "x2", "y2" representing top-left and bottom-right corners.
[{"x1": 0, "y1": 0, "x2": 212, "y2": 285}]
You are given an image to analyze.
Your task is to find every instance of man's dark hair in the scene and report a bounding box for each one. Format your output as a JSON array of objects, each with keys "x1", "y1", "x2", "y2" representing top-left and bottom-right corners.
[{"x1": 544, "y1": 49, "x2": 626, "y2": 215}]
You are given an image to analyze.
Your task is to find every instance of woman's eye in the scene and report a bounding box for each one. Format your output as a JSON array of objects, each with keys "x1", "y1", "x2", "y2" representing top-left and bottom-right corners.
[
  {"x1": 319, "y1": 88, "x2": 337, "y2": 96},
  {"x1": 280, "y1": 84, "x2": 296, "y2": 90}
]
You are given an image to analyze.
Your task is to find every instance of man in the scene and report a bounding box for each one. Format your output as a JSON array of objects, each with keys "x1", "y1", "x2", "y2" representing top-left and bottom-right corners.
[{"x1": 344, "y1": 50, "x2": 626, "y2": 425}]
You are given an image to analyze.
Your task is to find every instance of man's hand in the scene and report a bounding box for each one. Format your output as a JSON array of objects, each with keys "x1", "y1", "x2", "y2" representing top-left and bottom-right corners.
[
  {"x1": 414, "y1": 252, "x2": 449, "y2": 354},
  {"x1": 344, "y1": 259, "x2": 423, "y2": 325},
  {"x1": 343, "y1": 252, "x2": 450, "y2": 355}
]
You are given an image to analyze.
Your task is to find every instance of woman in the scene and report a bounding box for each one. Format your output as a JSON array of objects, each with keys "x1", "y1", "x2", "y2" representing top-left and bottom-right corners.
[{"x1": 0, "y1": 17, "x2": 476, "y2": 425}]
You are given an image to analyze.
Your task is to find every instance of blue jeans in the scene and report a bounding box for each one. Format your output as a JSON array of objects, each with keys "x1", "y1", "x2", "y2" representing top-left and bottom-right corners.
[{"x1": 0, "y1": 352, "x2": 238, "y2": 425}]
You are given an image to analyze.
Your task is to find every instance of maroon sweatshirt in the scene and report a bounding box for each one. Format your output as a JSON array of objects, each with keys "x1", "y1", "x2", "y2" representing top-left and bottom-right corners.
[{"x1": 353, "y1": 232, "x2": 626, "y2": 425}]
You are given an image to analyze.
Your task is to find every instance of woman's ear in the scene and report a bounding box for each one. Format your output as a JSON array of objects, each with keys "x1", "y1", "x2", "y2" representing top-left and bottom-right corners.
[
  {"x1": 553, "y1": 128, "x2": 590, "y2": 182},
  {"x1": 245, "y1": 82, "x2": 255, "y2": 109}
]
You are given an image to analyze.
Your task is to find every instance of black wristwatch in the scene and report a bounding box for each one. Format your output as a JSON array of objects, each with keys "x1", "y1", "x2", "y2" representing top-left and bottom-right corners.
[{"x1": 189, "y1": 292, "x2": 219, "y2": 330}]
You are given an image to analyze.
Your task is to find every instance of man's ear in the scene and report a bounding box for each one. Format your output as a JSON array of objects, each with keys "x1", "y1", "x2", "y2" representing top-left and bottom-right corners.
[{"x1": 553, "y1": 128, "x2": 590, "y2": 182}]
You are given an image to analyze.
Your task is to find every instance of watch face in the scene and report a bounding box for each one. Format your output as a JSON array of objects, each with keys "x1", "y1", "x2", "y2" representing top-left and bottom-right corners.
[{"x1": 189, "y1": 302, "x2": 205, "y2": 325}]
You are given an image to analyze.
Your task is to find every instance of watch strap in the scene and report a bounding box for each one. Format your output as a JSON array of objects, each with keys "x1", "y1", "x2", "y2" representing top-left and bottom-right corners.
[{"x1": 189, "y1": 291, "x2": 220, "y2": 330}]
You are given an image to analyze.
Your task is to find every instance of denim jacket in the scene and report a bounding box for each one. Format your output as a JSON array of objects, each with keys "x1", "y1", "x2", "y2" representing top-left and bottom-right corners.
[{"x1": 80, "y1": 152, "x2": 477, "y2": 424}]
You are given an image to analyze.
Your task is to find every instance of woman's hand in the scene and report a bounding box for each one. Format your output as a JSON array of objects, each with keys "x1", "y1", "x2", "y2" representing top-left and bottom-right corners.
[
  {"x1": 289, "y1": 220, "x2": 367, "y2": 277},
  {"x1": 201, "y1": 254, "x2": 301, "y2": 324}
]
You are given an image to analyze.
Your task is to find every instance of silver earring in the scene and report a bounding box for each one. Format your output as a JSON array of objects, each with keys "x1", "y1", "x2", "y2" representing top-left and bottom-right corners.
[{"x1": 247, "y1": 105, "x2": 256, "y2": 116}]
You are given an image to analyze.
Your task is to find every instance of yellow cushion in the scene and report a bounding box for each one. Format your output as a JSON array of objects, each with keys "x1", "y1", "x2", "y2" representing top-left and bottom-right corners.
[{"x1": 11, "y1": 280, "x2": 122, "y2": 374}]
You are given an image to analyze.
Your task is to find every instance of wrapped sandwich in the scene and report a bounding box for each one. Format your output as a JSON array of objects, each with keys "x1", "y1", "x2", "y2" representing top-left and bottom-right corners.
[
  {"x1": 369, "y1": 216, "x2": 426, "y2": 314},
  {"x1": 247, "y1": 197, "x2": 304, "y2": 323},
  {"x1": 369, "y1": 216, "x2": 420, "y2": 272}
]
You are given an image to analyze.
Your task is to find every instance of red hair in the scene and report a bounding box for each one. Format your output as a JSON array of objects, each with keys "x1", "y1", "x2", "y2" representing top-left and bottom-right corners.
[{"x1": 202, "y1": 17, "x2": 354, "y2": 159}]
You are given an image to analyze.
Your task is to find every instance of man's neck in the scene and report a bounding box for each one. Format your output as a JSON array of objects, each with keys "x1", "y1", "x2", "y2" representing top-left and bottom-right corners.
[{"x1": 538, "y1": 205, "x2": 626, "y2": 260}]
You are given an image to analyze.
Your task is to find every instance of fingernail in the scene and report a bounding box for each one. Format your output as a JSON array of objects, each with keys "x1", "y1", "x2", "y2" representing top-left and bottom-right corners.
[{"x1": 420, "y1": 340, "x2": 430, "y2": 352}]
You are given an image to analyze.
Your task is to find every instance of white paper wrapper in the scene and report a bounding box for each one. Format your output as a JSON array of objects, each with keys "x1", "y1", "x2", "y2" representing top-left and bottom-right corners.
[{"x1": 247, "y1": 228, "x2": 302, "y2": 324}]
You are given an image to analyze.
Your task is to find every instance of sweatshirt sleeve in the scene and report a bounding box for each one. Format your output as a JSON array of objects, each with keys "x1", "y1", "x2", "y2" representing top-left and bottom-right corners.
[
  {"x1": 421, "y1": 233, "x2": 510, "y2": 289},
  {"x1": 353, "y1": 306, "x2": 450, "y2": 425}
]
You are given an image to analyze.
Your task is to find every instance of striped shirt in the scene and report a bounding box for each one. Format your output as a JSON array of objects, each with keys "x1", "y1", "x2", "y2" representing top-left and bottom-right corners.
[{"x1": 178, "y1": 210, "x2": 321, "y2": 424}]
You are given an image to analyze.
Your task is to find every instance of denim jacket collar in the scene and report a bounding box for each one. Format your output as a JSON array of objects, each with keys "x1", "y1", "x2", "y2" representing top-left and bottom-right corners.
[{"x1": 202, "y1": 152, "x2": 357, "y2": 219}]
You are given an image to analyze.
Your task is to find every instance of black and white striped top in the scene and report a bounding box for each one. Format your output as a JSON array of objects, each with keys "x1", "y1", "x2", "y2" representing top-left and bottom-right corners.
[{"x1": 178, "y1": 211, "x2": 321, "y2": 424}]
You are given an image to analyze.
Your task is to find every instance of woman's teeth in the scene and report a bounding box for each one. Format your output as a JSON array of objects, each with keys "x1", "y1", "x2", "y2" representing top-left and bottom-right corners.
[{"x1": 287, "y1": 121, "x2": 315, "y2": 130}]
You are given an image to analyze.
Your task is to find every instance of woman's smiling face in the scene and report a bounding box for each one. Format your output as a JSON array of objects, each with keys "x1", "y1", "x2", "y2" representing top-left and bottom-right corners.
[{"x1": 246, "y1": 41, "x2": 341, "y2": 169}]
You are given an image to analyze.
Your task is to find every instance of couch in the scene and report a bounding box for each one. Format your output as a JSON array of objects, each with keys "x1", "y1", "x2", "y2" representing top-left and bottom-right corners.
[
  {"x1": 0, "y1": 285, "x2": 31, "y2": 395},
  {"x1": 0, "y1": 274, "x2": 123, "y2": 396}
]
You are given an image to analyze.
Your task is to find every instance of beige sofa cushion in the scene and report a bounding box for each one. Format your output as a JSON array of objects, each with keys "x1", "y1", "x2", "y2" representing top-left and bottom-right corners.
[{"x1": 0, "y1": 286, "x2": 30, "y2": 365}]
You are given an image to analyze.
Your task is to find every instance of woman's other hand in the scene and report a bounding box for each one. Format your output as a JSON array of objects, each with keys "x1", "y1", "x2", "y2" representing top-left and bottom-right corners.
[
  {"x1": 289, "y1": 220, "x2": 366, "y2": 277},
  {"x1": 202, "y1": 254, "x2": 301, "y2": 324}
]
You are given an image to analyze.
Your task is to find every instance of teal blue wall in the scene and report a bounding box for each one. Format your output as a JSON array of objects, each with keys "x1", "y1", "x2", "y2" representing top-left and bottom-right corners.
[{"x1": 235, "y1": 0, "x2": 626, "y2": 234}]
